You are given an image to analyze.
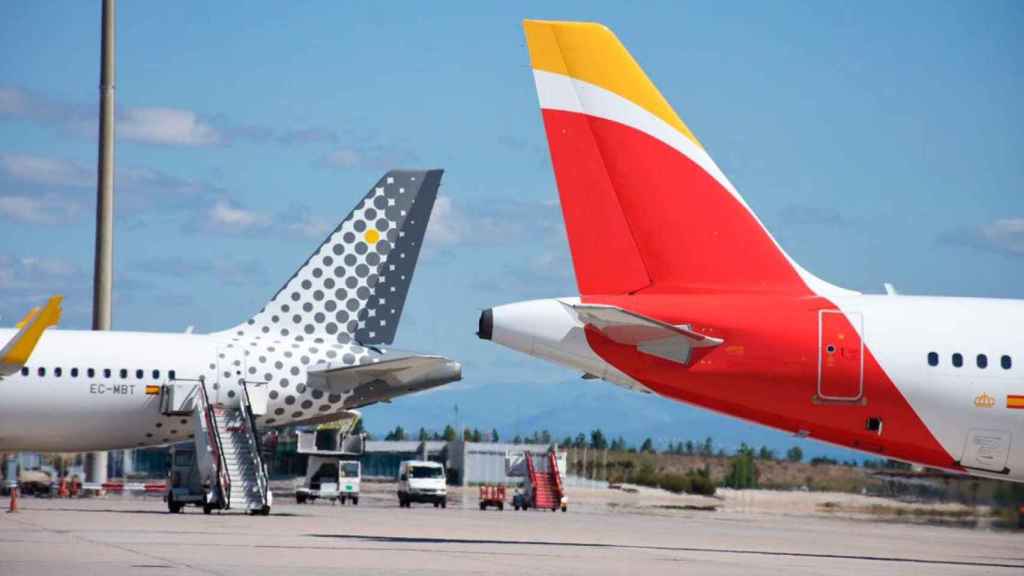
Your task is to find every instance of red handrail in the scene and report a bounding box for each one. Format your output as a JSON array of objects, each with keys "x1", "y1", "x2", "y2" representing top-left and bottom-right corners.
[{"x1": 548, "y1": 450, "x2": 564, "y2": 501}]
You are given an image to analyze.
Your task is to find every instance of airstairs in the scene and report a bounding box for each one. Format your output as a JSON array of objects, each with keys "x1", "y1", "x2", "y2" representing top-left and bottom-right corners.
[
  {"x1": 162, "y1": 377, "x2": 271, "y2": 514},
  {"x1": 524, "y1": 450, "x2": 565, "y2": 511}
]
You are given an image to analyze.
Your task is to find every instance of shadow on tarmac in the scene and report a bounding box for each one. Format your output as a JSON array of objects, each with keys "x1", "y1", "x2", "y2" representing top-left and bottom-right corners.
[
  {"x1": 23, "y1": 506, "x2": 304, "y2": 517},
  {"x1": 309, "y1": 533, "x2": 1024, "y2": 570}
]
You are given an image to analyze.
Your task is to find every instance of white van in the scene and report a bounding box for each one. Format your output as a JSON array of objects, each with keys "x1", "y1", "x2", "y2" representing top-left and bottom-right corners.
[{"x1": 397, "y1": 460, "x2": 447, "y2": 508}]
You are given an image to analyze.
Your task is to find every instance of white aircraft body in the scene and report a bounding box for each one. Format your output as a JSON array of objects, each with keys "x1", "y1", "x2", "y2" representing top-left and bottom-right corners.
[
  {"x1": 0, "y1": 170, "x2": 461, "y2": 452},
  {"x1": 479, "y1": 20, "x2": 1024, "y2": 483}
]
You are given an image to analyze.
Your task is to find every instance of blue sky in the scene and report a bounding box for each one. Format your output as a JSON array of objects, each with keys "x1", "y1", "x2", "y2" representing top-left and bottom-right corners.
[{"x1": 1, "y1": 2, "x2": 1022, "y2": 451}]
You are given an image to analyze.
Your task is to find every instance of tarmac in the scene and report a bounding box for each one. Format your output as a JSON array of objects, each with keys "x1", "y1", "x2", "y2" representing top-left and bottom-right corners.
[{"x1": 1, "y1": 484, "x2": 1022, "y2": 576}]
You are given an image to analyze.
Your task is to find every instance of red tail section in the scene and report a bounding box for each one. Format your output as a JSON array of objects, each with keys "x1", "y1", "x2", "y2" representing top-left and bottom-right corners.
[{"x1": 526, "y1": 20, "x2": 815, "y2": 296}]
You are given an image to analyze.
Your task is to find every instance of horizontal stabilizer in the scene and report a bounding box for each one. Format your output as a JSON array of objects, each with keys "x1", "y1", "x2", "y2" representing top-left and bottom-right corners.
[
  {"x1": 306, "y1": 354, "x2": 461, "y2": 408},
  {"x1": 1, "y1": 295, "x2": 62, "y2": 376},
  {"x1": 562, "y1": 301, "x2": 721, "y2": 365}
]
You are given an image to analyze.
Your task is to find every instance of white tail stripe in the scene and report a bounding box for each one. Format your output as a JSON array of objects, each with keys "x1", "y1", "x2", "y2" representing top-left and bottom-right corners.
[
  {"x1": 534, "y1": 70, "x2": 733, "y2": 203},
  {"x1": 533, "y1": 69, "x2": 855, "y2": 298}
]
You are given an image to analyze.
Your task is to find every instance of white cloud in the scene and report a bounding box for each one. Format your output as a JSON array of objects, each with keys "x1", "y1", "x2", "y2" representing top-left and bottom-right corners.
[
  {"x1": 0, "y1": 255, "x2": 80, "y2": 290},
  {"x1": 940, "y1": 217, "x2": 1024, "y2": 259},
  {"x1": 0, "y1": 153, "x2": 91, "y2": 187},
  {"x1": 320, "y1": 148, "x2": 362, "y2": 169},
  {"x1": 205, "y1": 198, "x2": 271, "y2": 232},
  {"x1": 318, "y1": 146, "x2": 419, "y2": 171},
  {"x1": 979, "y1": 218, "x2": 1024, "y2": 256},
  {"x1": 0, "y1": 254, "x2": 92, "y2": 327},
  {"x1": 135, "y1": 256, "x2": 265, "y2": 286},
  {"x1": 283, "y1": 210, "x2": 332, "y2": 239},
  {"x1": 0, "y1": 195, "x2": 82, "y2": 224},
  {"x1": 120, "y1": 107, "x2": 221, "y2": 146},
  {"x1": 424, "y1": 195, "x2": 468, "y2": 250}
]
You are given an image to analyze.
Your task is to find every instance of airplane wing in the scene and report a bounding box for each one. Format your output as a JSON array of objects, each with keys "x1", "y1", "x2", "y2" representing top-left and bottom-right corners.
[
  {"x1": 0, "y1": 295, "x2": 63, "y2": 376},
  {"x1": 306, "y1": 354, "x2": 461, "y2": 408},
  {"x1": 561, "y1": 302, "x2": 722, "y2": 365}
]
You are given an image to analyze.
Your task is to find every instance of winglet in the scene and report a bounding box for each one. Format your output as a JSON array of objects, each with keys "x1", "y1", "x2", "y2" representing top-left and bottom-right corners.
[{"x1": 0, "y1": 295, "x2": 62, "y2": 375}]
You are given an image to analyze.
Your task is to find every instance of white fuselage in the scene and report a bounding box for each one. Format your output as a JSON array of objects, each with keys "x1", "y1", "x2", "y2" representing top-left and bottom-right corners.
[
  {"x1": 0, "y1": 328, "x2": 376, "y2": 452},
  {"x1": 486, "y1": 294, "x2": 1024, "y2": 482}
]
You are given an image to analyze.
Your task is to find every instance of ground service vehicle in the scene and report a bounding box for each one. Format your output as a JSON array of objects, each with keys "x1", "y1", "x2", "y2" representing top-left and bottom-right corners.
[
  {"x1": 166, "y1": 442, "x2": 213, "y2": 514},
  {"x1": 296, "y1": 457, "x2": 360, "y2": 505},
  {"x1": 479, "y1": 484, "x2": 505, "y2": 511},
  {"x1": 397, "y1": 460, "x2": 447, "y2": 508}
]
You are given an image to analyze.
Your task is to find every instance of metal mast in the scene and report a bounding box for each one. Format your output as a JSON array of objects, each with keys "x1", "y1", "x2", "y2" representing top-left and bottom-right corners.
[{"x1": 86, "y1": 0, "x2": 116, "y2": 486}]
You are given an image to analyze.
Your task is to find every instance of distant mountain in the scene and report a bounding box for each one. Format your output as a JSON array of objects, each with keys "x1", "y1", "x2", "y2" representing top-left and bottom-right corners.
[{"x1": 360, "y1": 379, "x2": 863, "y2": 461}]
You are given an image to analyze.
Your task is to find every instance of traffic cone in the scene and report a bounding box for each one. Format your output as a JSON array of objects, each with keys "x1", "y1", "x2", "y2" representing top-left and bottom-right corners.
[{"x1": 7, "y1": 487, "x2": 17, "y2": 513}]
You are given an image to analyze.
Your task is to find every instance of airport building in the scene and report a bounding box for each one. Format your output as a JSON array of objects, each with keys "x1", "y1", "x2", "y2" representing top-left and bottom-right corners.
[
  {"x1": 359, "y1": 440, "x2": 565, "y2": 486},
  {"x1": 360, "y1": 441, "x2": 448, "y2": 479}
]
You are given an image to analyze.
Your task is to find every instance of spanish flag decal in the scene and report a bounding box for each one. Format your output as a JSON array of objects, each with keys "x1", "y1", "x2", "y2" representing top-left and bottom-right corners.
[
  {"x1": 145, "y1": 385, "x2": 161, "y2": 395},
  {"x1": 1007, "y1": 395, "x2": 1024, "y2": 409}
]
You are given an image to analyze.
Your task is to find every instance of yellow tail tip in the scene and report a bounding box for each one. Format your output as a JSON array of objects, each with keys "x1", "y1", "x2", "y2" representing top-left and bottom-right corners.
[{"x1": 522, "y1": 19, "x2": 702, "y2": 149}]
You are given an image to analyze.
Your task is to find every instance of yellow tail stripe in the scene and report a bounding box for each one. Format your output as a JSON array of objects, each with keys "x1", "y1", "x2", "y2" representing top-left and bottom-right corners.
[
  {"x1": 523, "y1": 19, "x2": 702, "y2": 149},
  {"x1": 1, "y1": 295, "x2": 62, "y2": 366},
  {"x1": 15, "y1": 307, "x2": 40, "y2": 329}
]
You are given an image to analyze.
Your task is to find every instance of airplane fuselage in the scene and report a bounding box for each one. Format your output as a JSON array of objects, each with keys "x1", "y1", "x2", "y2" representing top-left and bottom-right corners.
[
  {"x1": 487, "y1": 293, "x2": 1024, "y2": 482},
  {"x1": 0, "y1": 328, "x2": 423, "y2": 452}
]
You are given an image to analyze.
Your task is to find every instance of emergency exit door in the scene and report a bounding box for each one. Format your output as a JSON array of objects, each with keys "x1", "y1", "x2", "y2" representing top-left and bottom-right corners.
[{"x1": 818, "y1": 310, "x2": 863, "y2": 401}]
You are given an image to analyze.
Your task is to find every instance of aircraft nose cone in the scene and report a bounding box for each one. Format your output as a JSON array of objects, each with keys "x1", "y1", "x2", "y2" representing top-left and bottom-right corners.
[{"x1": 477, "y1": 308, "x2": 493, "y2": 340}]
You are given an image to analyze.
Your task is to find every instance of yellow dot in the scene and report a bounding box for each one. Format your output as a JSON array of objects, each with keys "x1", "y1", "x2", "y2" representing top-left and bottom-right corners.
[{"x1": 364, "y1": 229, "x2": 380, "y2": 244}]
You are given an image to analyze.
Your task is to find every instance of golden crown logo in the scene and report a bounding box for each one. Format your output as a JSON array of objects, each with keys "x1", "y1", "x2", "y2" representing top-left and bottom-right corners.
[{"x1": 974, "y1": 393, "x2": 995, "y2": 408}]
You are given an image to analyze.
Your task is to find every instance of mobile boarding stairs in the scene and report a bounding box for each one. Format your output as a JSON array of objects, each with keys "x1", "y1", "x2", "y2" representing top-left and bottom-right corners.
[
  {"x1": 507, "y1": 450, "x2": 567, "y2": 512},
  {"x1": 160, "y1": 377, "x2": 272, "y2": 515}
]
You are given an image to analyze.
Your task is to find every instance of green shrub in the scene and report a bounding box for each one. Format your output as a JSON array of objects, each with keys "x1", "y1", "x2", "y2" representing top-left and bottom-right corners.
[
  {"x1": 658, "y1": 473, "x2": 691, "y2": 494},
  {"x1": 686, "y1": 469, "x2": 717, "y2": 496}
]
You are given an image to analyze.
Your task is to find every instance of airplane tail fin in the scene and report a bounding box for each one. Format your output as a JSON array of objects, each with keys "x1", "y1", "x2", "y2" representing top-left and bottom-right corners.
[
  {"x1": 231, "y1": 170, "x2": 442, "y2": 345},
  {"x1": 523, "y1": 20, "x2": 846, "y2": 297}
]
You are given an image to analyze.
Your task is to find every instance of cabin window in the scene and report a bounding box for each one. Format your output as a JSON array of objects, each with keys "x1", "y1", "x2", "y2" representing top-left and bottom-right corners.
[
  {"x1": 152, "y1": 369, "x2": 160, "y2": 380},
  {"x1": 71, "y1": 368, "x2": 79, "y2": 378},
  {"x1": 103, "y1": 369, "x2": 111, "y2": 378},
  {"x1": 88, "y1": 368, "x2": 95, "y2": 378},
  {"x1": 169, "y1": 370, "x2": 176, "y2": 381},
  {"x1": 54, "y1": 367, "x2": 63, "y2": 377},
  {"x1": 37, "y1": 367, "x2": 46, "y2": 377},
  {"x1": 1002, "y1": 355, "x2": 1012, "y2": 370},
  {"x1": 135, "y1": 369, "x2": 143, "y2": 379},
  {"x1": 119, "y1": 368, "x2": 127, "y2": 379},
  {"x1": 952, "y1": 353, "x2": 963, "y2": 368},
  {"x1": 20, "y1": 367, "x2": 28, "y2": 376},
  {"x1": 976, "y1": 354, "x2": 988, "y2": 369},
  {"x1": 927, "y1": 352, "x2": 939, "y2": 367}
]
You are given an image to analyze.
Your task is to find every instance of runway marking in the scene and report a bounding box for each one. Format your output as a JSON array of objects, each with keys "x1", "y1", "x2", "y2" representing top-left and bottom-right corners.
[{"x1": 308, "y1": 533, "x2": 1024, "y2": 570}]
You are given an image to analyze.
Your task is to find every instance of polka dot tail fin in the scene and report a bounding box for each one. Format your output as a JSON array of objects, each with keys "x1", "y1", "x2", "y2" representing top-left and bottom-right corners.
[{"x1": 230, "y1": 170, "x2": 443, "y2": 346}]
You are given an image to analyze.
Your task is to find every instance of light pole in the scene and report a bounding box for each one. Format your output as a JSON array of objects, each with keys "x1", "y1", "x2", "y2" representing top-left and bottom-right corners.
[{"x1": 85, "y1": 0, "x2": 115, "y2": 486}]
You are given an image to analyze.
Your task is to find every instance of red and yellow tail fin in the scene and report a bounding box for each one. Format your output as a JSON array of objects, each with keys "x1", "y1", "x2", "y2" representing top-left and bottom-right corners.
[{"x1": 524, "y1": 20, "x2": 827, "y2": 296}]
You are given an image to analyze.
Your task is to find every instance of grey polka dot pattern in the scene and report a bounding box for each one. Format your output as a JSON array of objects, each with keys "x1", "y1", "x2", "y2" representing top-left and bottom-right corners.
[
  {"x1": 178, "y1": 171, "x2": 453, "y2": 438},
  {"x1": 232, "y1": 170, "x2": 442, "y2": 347}
]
